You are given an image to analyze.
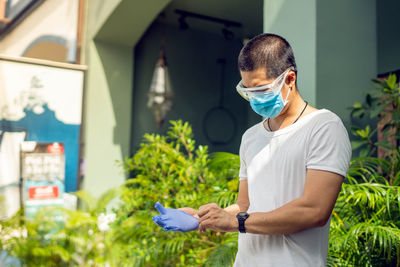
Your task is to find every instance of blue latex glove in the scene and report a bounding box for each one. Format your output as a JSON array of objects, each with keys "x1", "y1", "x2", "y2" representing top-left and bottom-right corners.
[{"x1": 152, "y1": 202, "x2": 199, "y2": 232}]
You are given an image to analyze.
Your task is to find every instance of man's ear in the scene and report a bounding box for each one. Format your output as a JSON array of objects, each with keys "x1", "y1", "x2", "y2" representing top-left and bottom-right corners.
[{"x1": 286, "y1": 72, "x2": 296, "y2": 88}]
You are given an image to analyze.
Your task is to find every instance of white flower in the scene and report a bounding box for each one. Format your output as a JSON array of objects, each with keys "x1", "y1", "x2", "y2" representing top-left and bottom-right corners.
[
  {"x1": 21, "y1": 228, "x2": 27, "y2": 238},
  {"x1": 11, "y1": 228, "x2": 27, "y2": 238},
  {"x1": 97, "y1": 242, "x2": 105, "y2": 249},
  {"x1": 44, "y1": 234, "x2": 51, "y2": 240},
  {"x1": 88, "y1": 229, "x2": 94, "y2": 235},
  {"x1": 97, "y1": 212, "x2": 116, "y2": 232},
  {"x1": 2, "y1": 228, "x2": 28, "y2": 241}
]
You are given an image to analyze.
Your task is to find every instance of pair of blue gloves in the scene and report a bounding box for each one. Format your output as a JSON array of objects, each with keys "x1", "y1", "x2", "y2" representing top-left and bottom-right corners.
[{"x1": 152, "y1": 202, "x2": 199, "y2": 232}]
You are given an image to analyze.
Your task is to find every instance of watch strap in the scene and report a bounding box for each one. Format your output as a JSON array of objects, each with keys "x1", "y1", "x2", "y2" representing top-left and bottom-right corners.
[
  {"x1": 237, "y1": 212, "x2": 249, "y2": 233},
  {"x1": 238, "y1": 219, "x2": 246, "y2": 233}
]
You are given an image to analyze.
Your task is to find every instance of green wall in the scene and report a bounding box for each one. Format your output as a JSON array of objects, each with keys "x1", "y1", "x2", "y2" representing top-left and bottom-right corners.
[
  {"x1": 82, "y1": 41, "x2": 133, "y2": 195},
  {"x1": 316, "y1": 0, "x2": 377, "y2": 127},
  {"x1": 263, "y1": 0, "x2": 317, "y2": 106},
  {"x1": 82, "y1": 0, "x2": 171, "y2": 196},
  {"x1": 263, "y1": 0, "x2": 377, "y2": 128},
  {"x1": 131, "y1": 22, "x2": 259, "y2": 154},
  {"x1": 377, "y1": 0, "x2": 400, "y2": 74}
]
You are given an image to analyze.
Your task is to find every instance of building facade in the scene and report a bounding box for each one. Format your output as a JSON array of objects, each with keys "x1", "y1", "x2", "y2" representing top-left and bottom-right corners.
[{"x1": 0, "y1": 0, "x2": 399, "y2": 199}]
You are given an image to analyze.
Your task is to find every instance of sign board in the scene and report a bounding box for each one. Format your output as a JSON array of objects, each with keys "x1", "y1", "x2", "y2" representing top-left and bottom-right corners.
[
  {"x1": 0, "y1": 55, "x2": 86, "y2": 218},
  {"x1": 21, "y1": 142, "x2": 65, "y2": 218}
]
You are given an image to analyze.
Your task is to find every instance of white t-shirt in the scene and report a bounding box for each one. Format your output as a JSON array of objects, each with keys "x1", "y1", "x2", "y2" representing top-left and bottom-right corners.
[{"x1": 234, "y1": 109, "x2": 351, "y2": 267}]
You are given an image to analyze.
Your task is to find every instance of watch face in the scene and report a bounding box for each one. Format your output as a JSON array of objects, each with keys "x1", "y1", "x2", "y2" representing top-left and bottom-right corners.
[{"x1": 237, "y1": 212, "x2": 249, "y2": 219}]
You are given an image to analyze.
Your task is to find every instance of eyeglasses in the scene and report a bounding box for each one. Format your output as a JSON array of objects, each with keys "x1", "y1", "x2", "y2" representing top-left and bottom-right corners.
[{"x1": 236, "y1": 68, "x2": 293, "y2": 101}]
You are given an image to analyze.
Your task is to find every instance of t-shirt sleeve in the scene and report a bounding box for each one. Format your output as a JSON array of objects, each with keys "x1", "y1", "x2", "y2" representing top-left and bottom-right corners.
[
  {"x1": 306, "y1": 119, "x2": 352, "y2": 178},
  {"x1": 238, "y1": 137, "x2": 248, "y2": 180}
]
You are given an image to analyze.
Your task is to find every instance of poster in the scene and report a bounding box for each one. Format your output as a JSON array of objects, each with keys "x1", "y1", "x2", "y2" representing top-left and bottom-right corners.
[
  {"x1": 21, "y1": 142, "x2": 65, "y2": 218},
  {"x1": 0, "y1": 55, "x2": 86, "y2": 218}
]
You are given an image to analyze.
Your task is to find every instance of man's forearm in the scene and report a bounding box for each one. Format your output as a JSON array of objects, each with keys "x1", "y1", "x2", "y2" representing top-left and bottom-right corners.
[
  {"x1": 224, "y1": 201, "x2": 249, "y2": 216},
  {"x1": 244, "y1": 197, "x2": 328, "y2": 235},
  {"x1": 198, "y1": 198, "x2": 324, "y2": 234},
  {"x1": 224, "y1": 204, "x2": 240, "y2": 215}
]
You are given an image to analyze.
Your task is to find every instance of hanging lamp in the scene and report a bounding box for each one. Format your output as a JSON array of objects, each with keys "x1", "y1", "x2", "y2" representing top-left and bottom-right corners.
[{"x1": 147, "y1": 47, "x2": 174, "y2": 128}]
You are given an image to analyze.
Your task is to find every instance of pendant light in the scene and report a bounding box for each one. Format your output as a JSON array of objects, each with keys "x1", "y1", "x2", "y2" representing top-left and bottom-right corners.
[{"x1": 147, "y1": 46, "x2": 174, "y2": 128}]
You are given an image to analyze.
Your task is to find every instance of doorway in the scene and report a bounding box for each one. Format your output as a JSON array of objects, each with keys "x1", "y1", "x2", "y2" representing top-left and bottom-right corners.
[{"x1": 130, "y1": 0, "x2": 263, "y2": 154}]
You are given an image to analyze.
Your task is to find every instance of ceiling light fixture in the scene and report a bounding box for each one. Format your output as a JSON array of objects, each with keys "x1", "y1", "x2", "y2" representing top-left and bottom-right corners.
[{"x1": 175, "y1": 9, "x2": 241, "y2": 38}]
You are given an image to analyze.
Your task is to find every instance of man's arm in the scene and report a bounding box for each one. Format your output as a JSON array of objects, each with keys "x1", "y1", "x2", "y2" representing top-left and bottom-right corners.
[
  {"x1": 223, "y1": 180, "x2": 249, "y2": 215},
  {"x1": 198, "y1": 169, "x2": 343, "y2": 234}
]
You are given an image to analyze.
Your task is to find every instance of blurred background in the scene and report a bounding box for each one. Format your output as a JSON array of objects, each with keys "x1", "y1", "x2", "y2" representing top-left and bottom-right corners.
[
  {"x1": 0, "y1": 0, "x2": 398, "y2": 218},
  {"x1": 1, "y1": 1, "x2": 400, "y2": 266}
]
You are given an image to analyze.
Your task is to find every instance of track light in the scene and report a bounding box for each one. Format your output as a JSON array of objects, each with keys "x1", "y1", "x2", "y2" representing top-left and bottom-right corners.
[
  {"x1": 222, "y1": 28, "x2": 234, "y2": 40},
  {"x1": 175, "y1": 9, "x2": 241, "y2": 38},
  {"x1": 178, "y1": 15, "x2": 189, "y2": 30}
]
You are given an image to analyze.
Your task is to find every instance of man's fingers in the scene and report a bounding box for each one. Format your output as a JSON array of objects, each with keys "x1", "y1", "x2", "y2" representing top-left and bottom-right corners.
[
  {"x1": 198, "y1": 218, "x2": 214, "y2": 232},
  {"x1": 198, "y1": 220, "x2": 207, "y2": 232},
  {"x1": 198, "y1": 212, "x2": 211, "y2": 224},
  {"x1": 154, "y1": 202, "x2": 167, "y2": 214},
  {"x1": 198, "y1": 203, "x2": 219, "y2": 217},
  {"x1": 197, "y1": 208, "x2": 210, "y2": 218}
]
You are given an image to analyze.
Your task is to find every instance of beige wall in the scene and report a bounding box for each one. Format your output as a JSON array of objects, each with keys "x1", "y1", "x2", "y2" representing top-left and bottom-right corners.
[{"x1": 0, "y1": 0, "x2": 78, "y2": 62}]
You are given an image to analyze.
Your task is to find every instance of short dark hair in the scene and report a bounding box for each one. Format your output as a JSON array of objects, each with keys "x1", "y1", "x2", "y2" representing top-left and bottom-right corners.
[{"x1": 238, "y1": 33, "x2": 297, "y2": 83}]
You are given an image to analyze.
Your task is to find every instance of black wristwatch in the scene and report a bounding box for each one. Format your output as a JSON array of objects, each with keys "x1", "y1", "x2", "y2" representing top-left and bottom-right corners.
[{"x1": 236, "y1": 212, "x2": 250, "y2": 233}]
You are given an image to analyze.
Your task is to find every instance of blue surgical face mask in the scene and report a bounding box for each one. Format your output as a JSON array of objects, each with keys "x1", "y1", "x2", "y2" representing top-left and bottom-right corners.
[
  {"x1": 249, "y1": 88, "x2": 291, "y2": 118},
  {"x1": 236, "y1": 69, "x2": 292, "y2": 118}
]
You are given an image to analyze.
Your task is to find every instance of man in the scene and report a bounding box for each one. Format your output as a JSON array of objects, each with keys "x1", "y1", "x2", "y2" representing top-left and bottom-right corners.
[{"x1": 154, "y1": 33, "x2": 351, "y2": 266}]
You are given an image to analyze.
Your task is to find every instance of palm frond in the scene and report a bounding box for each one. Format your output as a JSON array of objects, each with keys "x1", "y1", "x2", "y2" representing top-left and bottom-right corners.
[
  {"x1": 217, "y1": 191, "x2": 238, "y2": 208},
  {"x1": 341, "y1": 183, "x2": 388, "y2": 211},
  {"x1": 94, "y1": 186, "x2": 122, "y2": 214},
  {"x1": 205, "y1": 233, "x2": 238, "y2": 267},
  {"x1": 74, "y1": 190, "x2": 97, "y2": 213},
  {"x1": 208, "y1": 152, "x2": 240, "y2": 179},
  {"x1": 348, "y1": 223, "x2": 400, "y2": 259}
]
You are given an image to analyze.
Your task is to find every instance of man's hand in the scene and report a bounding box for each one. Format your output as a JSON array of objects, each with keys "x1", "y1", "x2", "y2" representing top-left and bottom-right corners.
[
  {"x1": 198, "y1": 203, "x2": 238, "y2": 232},
  {"x1": 152, "y1": 202, "x2": 199, "y2": 232}
]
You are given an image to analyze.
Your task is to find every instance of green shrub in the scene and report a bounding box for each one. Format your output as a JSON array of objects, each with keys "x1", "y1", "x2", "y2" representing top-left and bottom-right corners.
[
  {"x1": 113, "y1": 120, "x2": 239, "y2": 266},
  {"x1": 328, "y1": 74, "x2": 400, "y2": 267},
  {"x1": 0, "y1": 187, "x2": 120, "y2": 266}
]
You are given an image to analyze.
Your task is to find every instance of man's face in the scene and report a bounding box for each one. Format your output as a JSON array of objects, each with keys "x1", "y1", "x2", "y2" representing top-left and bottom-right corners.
[
  {"x1": 239, "y1": 68, "x2": 294, "y2": 98},
  {"x1": 239, "y1": 68, "x2": 275, "y2": 89}
]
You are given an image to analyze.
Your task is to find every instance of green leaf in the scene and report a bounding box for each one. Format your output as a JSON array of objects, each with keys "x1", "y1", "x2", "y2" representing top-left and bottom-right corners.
[
  {"x1": 352, "y1": 108, "x2": 364, "y2": 118},
  {"x1": 370, "y1": 104, "x2": 386, "y2": 118},
  {"x1": 387, "y1": 74, "x2": 397, "y2": 90},
  {"x1": 371, "y1": 78, "x2": 382, "y2": 87},
  {"x1": 353, "y1": 102, "x2": 362, "y2": 109},
  {"x1": 356, "y1": 129, "x2": 367, "y2": 139},
  {"x1": 374, "y1": 141, "x2": 395, "y2": 151},
  {"x1": 392, "y1": 110, "x2": 400, "y2": 121},
  {"x1": 393, "y1": 172, "x2": 400, "y2": 186},
  {"x1": 359, "y1": 147, "x2": 371, "y2": 157},
  {"x1": 365, "y1": 125, "x2": 370, "y2": 135},
  {"x1": 351, "y1": 140, "x2": 366, "y2": 150},
  {"x1": 366, "y1": 94, "x2": 372, "y2": 106}
]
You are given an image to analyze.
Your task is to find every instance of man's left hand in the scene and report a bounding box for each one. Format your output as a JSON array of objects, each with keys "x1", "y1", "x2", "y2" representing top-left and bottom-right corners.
[{"x1": 198, "y1": 203, "x2": 238, "y2": 232}]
